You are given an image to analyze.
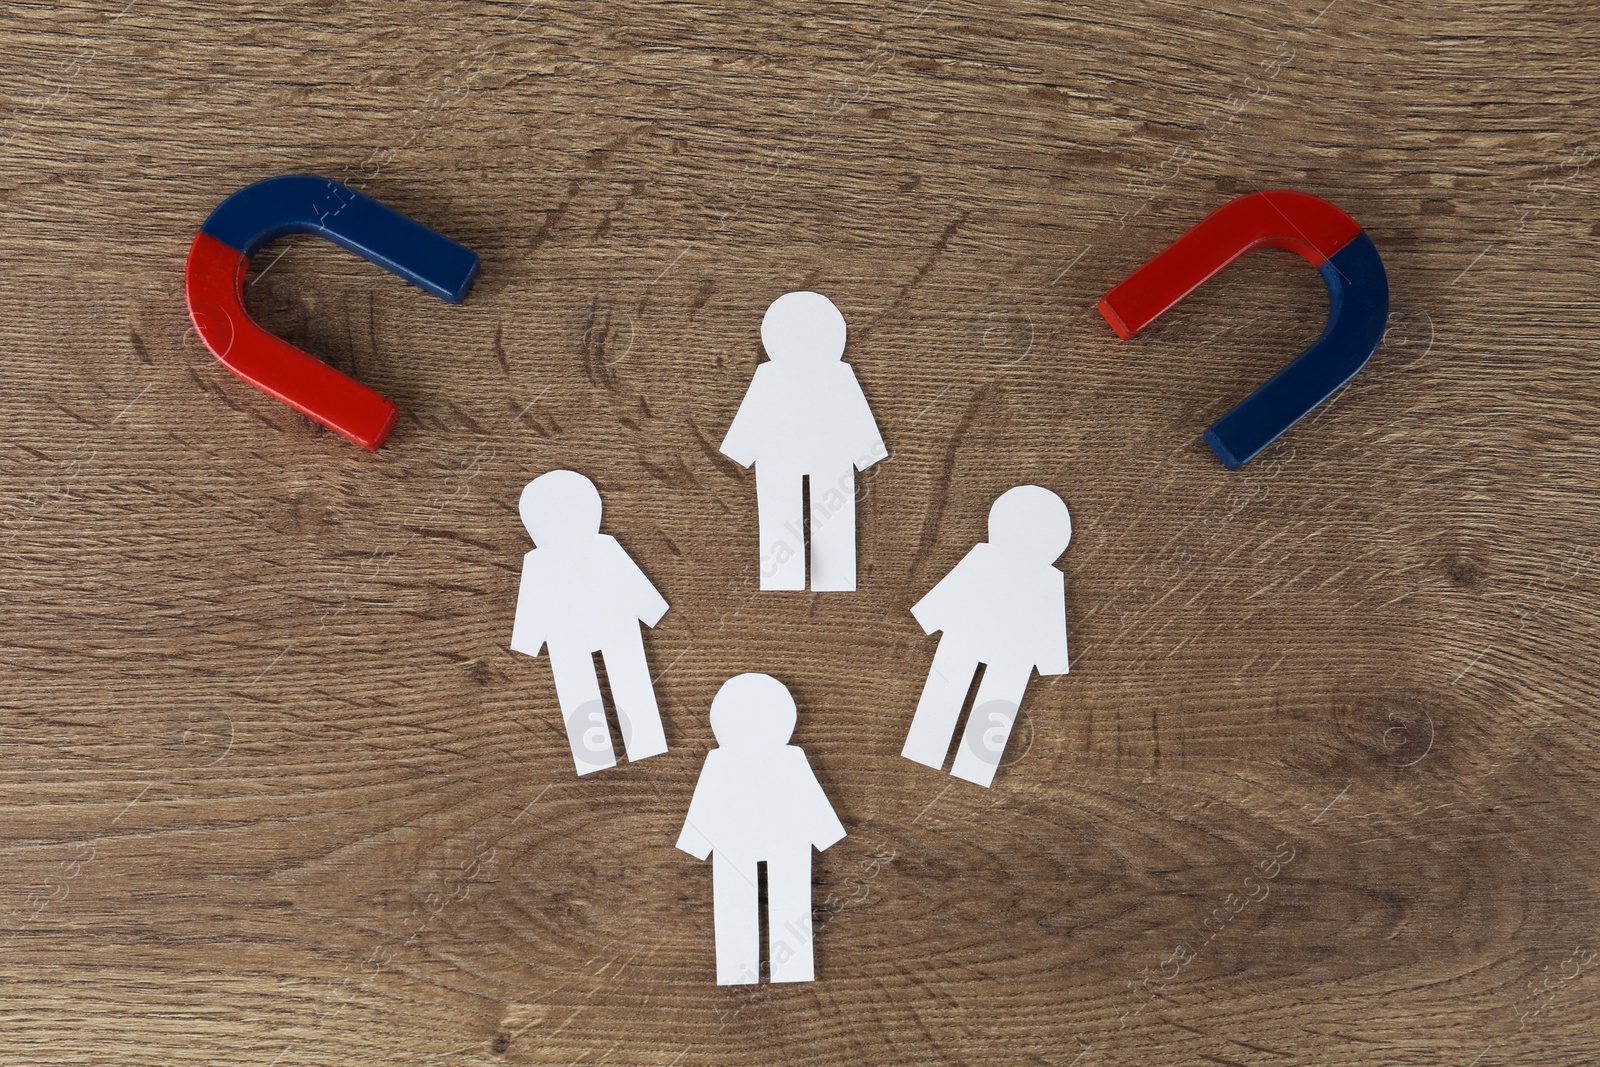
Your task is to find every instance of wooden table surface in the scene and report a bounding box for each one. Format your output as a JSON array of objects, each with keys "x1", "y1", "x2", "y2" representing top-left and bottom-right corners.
[{"x1": 3, "y1": 2, "x2": 1598, "y2": 1064}]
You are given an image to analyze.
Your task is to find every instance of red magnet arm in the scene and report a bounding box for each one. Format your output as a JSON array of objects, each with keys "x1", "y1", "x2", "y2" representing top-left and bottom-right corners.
[
  {"x1": 1097, "y1": 190, "x2": 1363, "y2": 340},
  {"x1": 185, "y1": 231, "x2": 398, "y2": 451}
]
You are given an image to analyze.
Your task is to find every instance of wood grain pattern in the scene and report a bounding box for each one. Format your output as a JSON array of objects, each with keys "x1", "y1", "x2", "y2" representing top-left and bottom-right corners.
[{"x1": 2, "y1": 1, "x2": 1598, "y2": 1063}]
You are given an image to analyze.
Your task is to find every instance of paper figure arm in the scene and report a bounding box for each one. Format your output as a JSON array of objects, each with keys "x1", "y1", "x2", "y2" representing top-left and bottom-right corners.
[
  {"x1": 719, "y1": 364, "x2": 774, "y2": 468},
  {"x1": 675, "y1": 753, "x2": 722, "y2": 860},
  {"x1": 791, "y1": 749, "x2": 847, "y2": 852},
  {"x1": 838, "y1": 366, "x2": 887, "y2": 470},
  {"x1": 605, "y1": 537, "x2": 669, "y2": 627},
  {"x1": 909, "y1": 545, "x2": 985, "y2": 636},
  {"x1": 1034, "y1": 570, "x2": 1071, "y2": 676},
  {"x1": 509, "y1": 551, "x2": 548, "y2": 657}
]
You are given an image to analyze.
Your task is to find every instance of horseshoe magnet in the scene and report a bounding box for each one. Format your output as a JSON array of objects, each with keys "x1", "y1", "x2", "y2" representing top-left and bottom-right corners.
[
  {"x1": 185, "y1": 174, "x2": 480, "y2": 450},
  {"x1": 1098, "y1": 190, "x2": 1389, "y2": 470}
]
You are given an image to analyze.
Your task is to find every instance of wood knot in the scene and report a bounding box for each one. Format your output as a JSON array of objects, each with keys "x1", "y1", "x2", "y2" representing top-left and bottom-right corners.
[{"x1": 1441, "y1": 552, "x2": 1485, "y2": 589}]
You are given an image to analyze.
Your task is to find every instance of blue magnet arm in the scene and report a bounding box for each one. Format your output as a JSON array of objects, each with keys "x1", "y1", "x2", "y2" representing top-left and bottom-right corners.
[
  {"x1": 1202, "y1": 232, "x2": 1390, "y2": 470},
  {"x1": 197, "y1": 174, "x2": 480, "y2": 304}
]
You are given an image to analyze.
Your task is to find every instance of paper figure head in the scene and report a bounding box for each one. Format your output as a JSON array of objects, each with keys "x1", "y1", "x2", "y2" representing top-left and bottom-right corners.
[
  {"x1": 988, "y1": 485, "x2": 1072, "y2": 563},
  {"x1": 761, "y1": 291, "x2": 846, "y2": 364},
  {"x1": 520, "y1": 469, "x2": 602, "y2": 547},
  {"x1": 709, "y1": 672, "x2": 797, "y2": 750}
]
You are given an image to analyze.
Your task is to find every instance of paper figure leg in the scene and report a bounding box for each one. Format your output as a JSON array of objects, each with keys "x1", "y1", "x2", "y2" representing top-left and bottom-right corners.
[
  {"x1": 712, "y1": 854, "x2": 761, "y2": 985},
  {"x1": 950, "y1": 659, "x2": 1034, "y2": 788},
  {"x1": 767, "y1": 848, "x2": 817, "y2": 983},
  {"x1": 547, "y1": 644, "x2": 617, "y2": 776},
  {"x1": 755, "y1": 466, "x2": 806, "y2": 591},
  {"x1": 808, "y1": 464, "x2": 856, "y2": 592},
  {"x1": 600, "y1": 628, "x2": 667, "y2": 763},
  {"x1": 901, "y1": 638, "x2": 978, "y2": 770}
]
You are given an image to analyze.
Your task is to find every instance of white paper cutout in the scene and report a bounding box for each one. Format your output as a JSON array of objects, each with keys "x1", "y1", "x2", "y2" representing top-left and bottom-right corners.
[
  {"x1": 511, "y1": 470, "x2": 670, "y2": 775},
  {"x1": 720, "y1": 291, "x2": 888, "y2": 591},
  {"x1": 901, "y1": 485, "x2": 1072, "y2": 788},
  {"x1": 677, "y1": 673, "x2": 847, "y2": 984}
]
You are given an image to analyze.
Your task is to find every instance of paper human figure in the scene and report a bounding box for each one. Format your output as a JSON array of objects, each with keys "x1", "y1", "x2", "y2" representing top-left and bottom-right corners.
[
  {"x1": 900, "y1": 485, "x2": 1071, "y2": 788},
  {"x1": 719, "y1": 291, "x2": 888, "y2": 591},
  {"x1": 677, "y1": 673, "x2": 847, "y2": 985},
  {"x1": 510, "y1": 470, "x2": 670, "y2": 775}
]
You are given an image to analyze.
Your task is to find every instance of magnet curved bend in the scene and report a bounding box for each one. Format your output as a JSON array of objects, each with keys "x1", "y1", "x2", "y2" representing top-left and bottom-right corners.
[
  {"x1": 1098, "y1": 190, "x2": 1389, "y2": 470},
  {"x1": 184, "y1": 174, "x2": 480, "y2": 450}
]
